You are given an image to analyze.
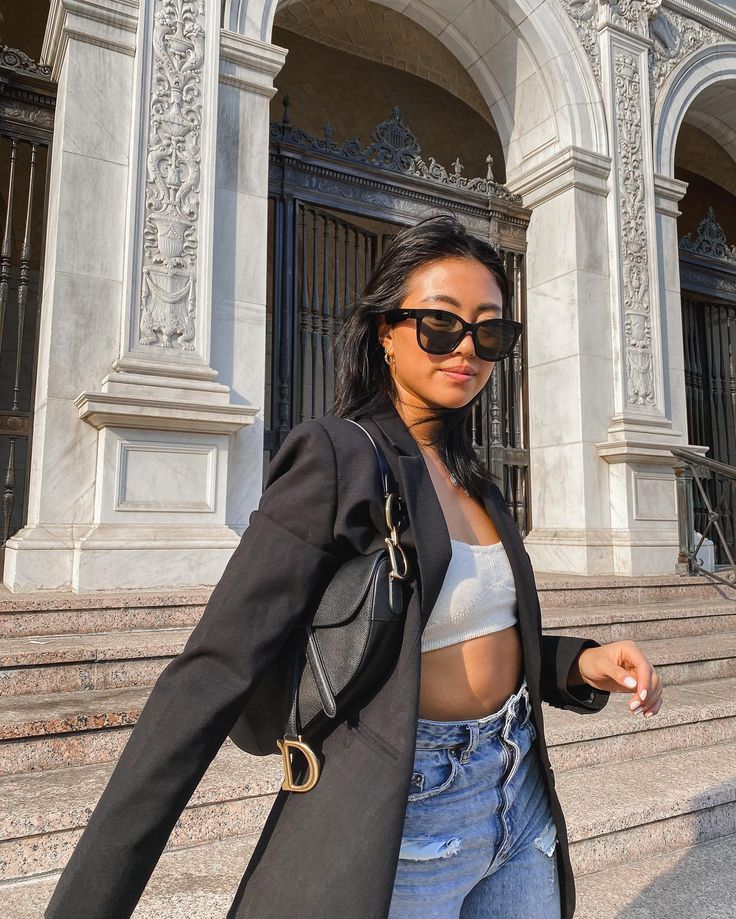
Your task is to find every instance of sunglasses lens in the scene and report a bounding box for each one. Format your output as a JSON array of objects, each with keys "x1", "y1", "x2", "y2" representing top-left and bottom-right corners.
[
  {"x1": 476, "y1": 321, "x2": 517, "y2": 360},
  {"x1": 419, "y1": 313, "x2": 463, "y2": 354}
]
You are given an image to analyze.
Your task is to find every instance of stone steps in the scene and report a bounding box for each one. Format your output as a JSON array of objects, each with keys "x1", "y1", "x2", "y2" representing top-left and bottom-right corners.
[
  {"x1": 558, "y1": 738, "x2": 736, "y2": 878},
  {"x1": 543, "y1": 596, "x2": 736, "y2": 642},
  {"x1": 1, "y1": 578, "x2": 735, "y2": 911},
  {"x1": 3, "y1": 671, "x2": 735, "y2": 780},
  {"x1": 4, "y1": 830, "x2": 735, "y2": 918},
  {"x1": 574, "y1": 831, "x2": 736, "y2": 918},
  {"x1": 542, "y1": 674, "x2": 736, "y2": 771},
  {"x1": 0, "y1": 741, "x2": 281, "y2": 883},
  {"x1": 2, "y1": 727, "x2": 734, "y2": 892},
  {"x1": 0, "y1": 684, "x2": 149, "y2": 775},
  {"x1": 1, "y1": 623, "x2": 731, "y2": 707},
  {"x1": 633, "y1": 630, "x2": 736, "y2": 685},
  {"x1": 0, "y1": 587, "x2": 207, "y2": 638},
  {"x1": 0, "y1": 628, "x2": 188, "y2": 696},
  {"x1": 535, "y1": 571, "x2": 736, "y2": 609},
  {"x1": 0, "y1": 833, "x2": 261, "y2": 918}
]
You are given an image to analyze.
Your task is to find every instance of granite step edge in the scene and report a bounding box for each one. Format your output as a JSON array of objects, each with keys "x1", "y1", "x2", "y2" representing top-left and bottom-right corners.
[
  {"x1": 0, "y1": 743, "x2": 281, "y2": 841},
  {"x1": 0, "y1": 628, "x2": 193, "y2": 667},
  {"x1": 557, "y1": 737, "x2": 736, "y2": 843},
  {"x1": 542, "y1": 674, "x2": 736, "y2": 746}
]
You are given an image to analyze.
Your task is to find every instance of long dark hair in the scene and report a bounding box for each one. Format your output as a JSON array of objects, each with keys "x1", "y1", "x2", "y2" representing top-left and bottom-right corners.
[{"x1": 331, "y1": 212, "x2": 511, "y2": 502}]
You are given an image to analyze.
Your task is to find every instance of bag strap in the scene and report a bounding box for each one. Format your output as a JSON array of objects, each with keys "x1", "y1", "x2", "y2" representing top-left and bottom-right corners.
[
  {"x1": 283, "y1": 417, "x2": 411, "y2": 750},
  {"x1": 344, "y1": 418, "x2": 408, "y2": 550},
  {"x1": 344, "y1": 418, "x2": 398, "y2": 507}
]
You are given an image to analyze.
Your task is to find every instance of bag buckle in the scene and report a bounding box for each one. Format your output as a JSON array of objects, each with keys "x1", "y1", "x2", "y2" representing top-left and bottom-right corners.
[
  {"x1": 384, "y1": 493, "x2": 410, "y2": 581},
  {"x1": 276, "y1": 735, "x2": 321, "y2": 792}
]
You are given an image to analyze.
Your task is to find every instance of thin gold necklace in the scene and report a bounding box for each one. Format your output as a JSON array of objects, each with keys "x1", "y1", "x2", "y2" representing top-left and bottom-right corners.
[{"x1": 417, "y1": 443, "x2": 471, "y2": 497}]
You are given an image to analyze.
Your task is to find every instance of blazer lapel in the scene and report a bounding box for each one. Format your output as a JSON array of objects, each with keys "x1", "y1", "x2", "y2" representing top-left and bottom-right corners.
[{"x1": 368, "y1": 403, "x2": 541, "y2": 675}]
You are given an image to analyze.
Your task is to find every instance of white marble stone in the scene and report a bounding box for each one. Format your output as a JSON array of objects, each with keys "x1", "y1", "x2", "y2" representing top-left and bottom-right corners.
[
  {"x1": 526, "y1": 267, "x2": 612, "y2": 364},
  {"x1": 444, "y1": 0, "x2": 516, "y2": 61},
  {"x1": 62, "y1": 40, "x2": 133, "y2": 165},
  {"x1": 212, "y1": 189, "x2": 270, "y2": 309},
  {"x1": 95, "y1": 427, "x2": 228, "y2": 525},
  {"x1": 25, "y1": 395, "x2": 99, "y2": 526},
  {"x1": 215, "y1": 84, "x2": 272, "y2": 197},
  {"x1": 37, "y1": 273, "x2": 123, "y2": 402}
]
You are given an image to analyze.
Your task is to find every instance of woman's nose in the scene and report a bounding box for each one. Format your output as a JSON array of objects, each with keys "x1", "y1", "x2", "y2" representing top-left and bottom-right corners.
[{"x1": 456, "y1": 329, "x2": 476, "y2": 355}]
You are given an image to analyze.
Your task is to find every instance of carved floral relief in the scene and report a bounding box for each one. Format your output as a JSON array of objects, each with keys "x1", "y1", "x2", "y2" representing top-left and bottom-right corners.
[
  {"x1": 139, "y1": 0, "x2": 204, "y2": 351},
  {"x1": 615, "y1": 50, "x2": 656, "y2": 406}
]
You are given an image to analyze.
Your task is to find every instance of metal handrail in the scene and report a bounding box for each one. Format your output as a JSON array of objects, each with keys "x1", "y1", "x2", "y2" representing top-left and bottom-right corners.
[{"x1": 670, "y1": 447, "x2": 736, "y2": 588}]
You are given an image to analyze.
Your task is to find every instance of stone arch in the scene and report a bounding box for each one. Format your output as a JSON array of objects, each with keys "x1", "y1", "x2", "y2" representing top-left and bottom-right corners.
[
  {"x1": 222, "y1": 0, "x2": 608, "y2": 177},
  {"x1": 654, "y1": 42, "x2": 736, "y2": 178}
]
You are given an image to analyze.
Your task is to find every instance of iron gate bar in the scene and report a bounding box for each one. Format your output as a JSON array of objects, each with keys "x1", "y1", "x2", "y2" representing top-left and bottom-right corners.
[
  {"x1": 672, "y1": 447, "x2": 736, "y2": 587},
  {"x1": 679, "y1": 208, "x2": 736, "y2": 570},
  {"x1": 0, "y1": 49, "x2": 55, "y2": 549}
]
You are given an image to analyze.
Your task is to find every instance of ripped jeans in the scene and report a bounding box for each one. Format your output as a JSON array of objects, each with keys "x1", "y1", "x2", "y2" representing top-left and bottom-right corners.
[{"x1": 388, "y1": 677, "x2": 561, "y2": 919}]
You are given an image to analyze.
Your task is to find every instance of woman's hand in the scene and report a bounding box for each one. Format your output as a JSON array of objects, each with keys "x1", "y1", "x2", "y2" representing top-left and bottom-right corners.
[{"x1": 576, "y1": 640, "x2": 663, "y2": 718}]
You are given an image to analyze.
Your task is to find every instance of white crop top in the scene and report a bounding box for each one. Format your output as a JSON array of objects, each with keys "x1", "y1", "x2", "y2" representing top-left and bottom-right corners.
[{"x1": 420, "y1": 538, "x2": 518, "y2": 653}]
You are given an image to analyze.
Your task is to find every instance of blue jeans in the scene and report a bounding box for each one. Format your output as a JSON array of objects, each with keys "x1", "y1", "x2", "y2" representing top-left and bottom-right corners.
[{"x1": 388, "y1": 677, "x2": 561, "y2": 919}]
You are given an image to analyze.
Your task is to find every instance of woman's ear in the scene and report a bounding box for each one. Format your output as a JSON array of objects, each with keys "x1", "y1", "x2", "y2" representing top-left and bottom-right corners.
[{"x1": 375, "y1": 313, "x2": 391, "y2": 346}]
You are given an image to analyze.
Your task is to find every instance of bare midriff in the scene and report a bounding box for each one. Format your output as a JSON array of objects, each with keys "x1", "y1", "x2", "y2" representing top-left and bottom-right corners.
[{"x1": 417, "y1": 446, "x2": 525, "y2": 721}]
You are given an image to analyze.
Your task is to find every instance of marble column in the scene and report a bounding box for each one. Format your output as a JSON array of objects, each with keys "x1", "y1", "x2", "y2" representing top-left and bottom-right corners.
[
  {"x1": 510, "y1": 146, "x2": 617, "y2": 575},
  {"x1": 592, "y1": 2, "x2": 687, "y2": 575},
  {"x1": 3, "y1": 0, "x2": 264, "y2": 592}
]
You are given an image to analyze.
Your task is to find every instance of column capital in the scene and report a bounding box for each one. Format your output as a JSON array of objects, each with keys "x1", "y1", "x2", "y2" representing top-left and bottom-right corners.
[
  {"x1": 653, "y1": 173, "x2": 689, "y2": 216},
  {"x1": 42, "y1": 0, "x2": 139, "y2": 78},
  {"x1": 507, "y1": 145, "x2": 611, "y2": 209},
  {"x1": 219, "y1": 29, "x2": 287, "y2": 95},
  {"x1": 598, "y1": 0, "x2": 660, "y2": 45}
]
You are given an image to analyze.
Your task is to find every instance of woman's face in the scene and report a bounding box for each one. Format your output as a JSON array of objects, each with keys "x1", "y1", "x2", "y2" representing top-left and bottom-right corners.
[{"x1": 375, "y1": 256, "x2": 503, "y2": 413}]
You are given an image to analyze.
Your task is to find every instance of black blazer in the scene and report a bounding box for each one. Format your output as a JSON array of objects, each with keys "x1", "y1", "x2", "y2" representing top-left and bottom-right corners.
[{"x1": 44, "y1": 400, "x2": 609, "y2": 919}]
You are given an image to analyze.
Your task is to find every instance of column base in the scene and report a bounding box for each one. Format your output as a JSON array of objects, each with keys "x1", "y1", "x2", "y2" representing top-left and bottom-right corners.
[
  {"x1": 523, "y1": 526, "x2": 681, "y2": 577},
  {"x1": 3, "y1": 523, "x2": 242, "y2": 592}
]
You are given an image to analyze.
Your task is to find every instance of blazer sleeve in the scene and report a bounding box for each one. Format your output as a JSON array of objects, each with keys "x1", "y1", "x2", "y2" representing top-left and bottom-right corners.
[
  {"x1": 540, "y1": 634, "x2": 611, "y2": 715},
  {"x1": 44, "y1": 420, "x2": 343, "y2": 919}
]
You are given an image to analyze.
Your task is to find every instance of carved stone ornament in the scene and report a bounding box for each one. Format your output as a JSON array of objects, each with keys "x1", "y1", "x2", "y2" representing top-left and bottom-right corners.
[
  {"x1": 558, "y1": 1, "x2": 601, "y2": 84},
  {"x1": 139, "y1": 0, "x2": 204, "y2": 351},
  {"x1": 679, "y1": 207, "x2": 736, "y2": 264},
  {"x1": 271, "y1": 102, "x2": 522, "y2": 204},
  {"x1": 649, "y1": 8, "x2": 725, "y2": 98},
  {"x1": 604, "y1": 0, "x2": 663, "y2": 37},
  {"x1": 0, "y1": 45, "x2": 52, "y2": 77},
  {"x1": 615, "y1": 50, "x2": 656, "y2": 407}
]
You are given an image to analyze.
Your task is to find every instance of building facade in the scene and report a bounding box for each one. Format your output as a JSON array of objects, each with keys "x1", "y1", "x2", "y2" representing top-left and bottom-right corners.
[{"x1": 2, "y1": 0, "x2": 736, "y2": 592}]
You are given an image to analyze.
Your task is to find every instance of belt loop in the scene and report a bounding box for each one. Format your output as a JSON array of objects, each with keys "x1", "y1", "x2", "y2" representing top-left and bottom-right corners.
[{"x1": 459, "y1": 722, "x2": 479, "y2": 763}]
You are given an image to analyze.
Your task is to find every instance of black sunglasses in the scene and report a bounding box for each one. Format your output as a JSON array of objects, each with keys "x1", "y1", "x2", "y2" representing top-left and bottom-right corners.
[{"x1": 383, "y1": 308, "x2": 523, "y2": 362}]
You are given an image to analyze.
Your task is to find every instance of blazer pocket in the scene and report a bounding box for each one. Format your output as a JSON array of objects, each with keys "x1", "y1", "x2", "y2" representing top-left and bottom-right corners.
[{"x1": 349, "y1": 720, "x2": 401, "y2": 761}]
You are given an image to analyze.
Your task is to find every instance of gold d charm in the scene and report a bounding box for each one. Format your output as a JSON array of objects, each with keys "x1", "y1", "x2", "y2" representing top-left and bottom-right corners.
[{"x1": 276, "y1": 736, "x2": 321, "y2": 792}]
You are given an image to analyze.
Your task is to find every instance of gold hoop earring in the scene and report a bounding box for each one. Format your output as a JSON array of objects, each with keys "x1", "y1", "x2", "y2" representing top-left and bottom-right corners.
[{"x1": 384, "y1": 349, "x2": 395, "y2": 367}]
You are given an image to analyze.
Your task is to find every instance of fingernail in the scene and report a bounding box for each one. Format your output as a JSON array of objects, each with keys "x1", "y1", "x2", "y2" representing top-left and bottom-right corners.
[
  {"x1": 640, "y1": 689, "x2": 647, "y2": 701},
  {"x1": 629, "y1": 699, "x2": 640, "y2": 710},
  {"x1": 644, "y1": 711, "x2": 652, "y2": 717},
  {"x1": 624, "y1": 676, "x2": 637, "y2": 688},
  {"x1": 630, "y1": 704, "x2": 643, "y2": 714}
]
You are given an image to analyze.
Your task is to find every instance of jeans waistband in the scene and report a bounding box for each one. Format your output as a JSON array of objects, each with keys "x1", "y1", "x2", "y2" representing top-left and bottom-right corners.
[{"x1": 415, "y1": 677, "x2": 531, "y2": 752}]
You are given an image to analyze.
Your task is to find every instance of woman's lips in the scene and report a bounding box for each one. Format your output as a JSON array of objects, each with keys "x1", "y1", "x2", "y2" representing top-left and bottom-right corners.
[{"x1": 440, "y1": 370, "x2": 476, "y2": 383}]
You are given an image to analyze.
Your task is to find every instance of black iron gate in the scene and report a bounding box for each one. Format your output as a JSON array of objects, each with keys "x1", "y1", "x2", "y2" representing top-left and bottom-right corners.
[
  {"x1": 680, "y1": 208, "x2": 736, "y2": 564},
  {"x1": 266, "y1": 103, "x2": 532, "y2": 533},
  {"x1": 0, "y1": 48, "x2": 55, "y2": 550}
]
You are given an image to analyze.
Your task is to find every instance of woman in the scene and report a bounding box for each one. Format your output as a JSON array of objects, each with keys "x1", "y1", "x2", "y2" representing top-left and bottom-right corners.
[{"x1": 45, "y1": 214, "x2": 662, "y2": 919}]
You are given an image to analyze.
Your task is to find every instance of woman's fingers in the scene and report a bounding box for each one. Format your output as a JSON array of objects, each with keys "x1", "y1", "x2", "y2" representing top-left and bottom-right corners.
[{"x1": 596, "y1": 639, "x2": 664, "y2": 718}]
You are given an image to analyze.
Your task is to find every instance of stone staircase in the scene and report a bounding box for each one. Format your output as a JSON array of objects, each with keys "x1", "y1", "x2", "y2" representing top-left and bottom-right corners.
[
  {"x1": 539, "y1": 572, "x2": 736, "y2": 917},
  {"x1": 1, "y1": 574, "x2": 736, "y2": 917}
]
